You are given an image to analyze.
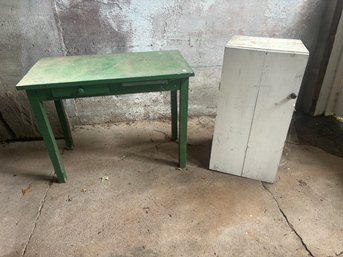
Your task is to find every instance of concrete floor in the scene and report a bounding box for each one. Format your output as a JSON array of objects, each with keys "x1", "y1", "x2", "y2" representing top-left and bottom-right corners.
[{"x1": 0, "y1": 117, "x2": 342, "y2": 257}]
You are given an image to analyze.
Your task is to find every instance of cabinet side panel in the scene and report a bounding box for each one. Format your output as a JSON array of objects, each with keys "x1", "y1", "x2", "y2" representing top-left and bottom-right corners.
[
  {"x1": 209, "y1": 48, "x2": 266, "y2": 175},
  {"x1": 242, "y1": 52, "x2": 309, "y2": 182}
]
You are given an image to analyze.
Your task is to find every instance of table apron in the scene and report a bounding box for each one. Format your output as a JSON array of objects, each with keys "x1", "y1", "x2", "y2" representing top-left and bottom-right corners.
[{"x1": 35, "y1": 80, "x2": 181, "y2": 101}]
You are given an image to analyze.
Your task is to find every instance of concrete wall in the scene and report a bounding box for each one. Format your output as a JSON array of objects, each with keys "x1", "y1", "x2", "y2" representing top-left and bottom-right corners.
[
  {"x1": 297, "y1": 1, "x2": 342, "y2": 114},
  {"x1": 0, "y1": 0, "x2": 331, "y2": 140}
]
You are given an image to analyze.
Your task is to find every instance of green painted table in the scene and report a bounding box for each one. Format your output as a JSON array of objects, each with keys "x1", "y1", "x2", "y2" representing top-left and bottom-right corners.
[{"x1": 16, "y1": 50, "x2": 194, "y2": 183}]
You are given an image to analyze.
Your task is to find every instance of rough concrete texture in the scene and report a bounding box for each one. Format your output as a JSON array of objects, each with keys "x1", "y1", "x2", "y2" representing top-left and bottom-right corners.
[
  {"x1": 0, "y1": 1, "x2": 65, "y2": 140},
  {"x1": 266, "y1": 144, "x2": 343, "y2": 257},
  {"x1": 0, "y1": 142, "x2": 54, "y2": 257},
  {"x1": 0, "y1": 0, "x2": 336, "y2": 140},
  {"x1": 1, "y1": 117, "x2": 342, "y2": 257}
]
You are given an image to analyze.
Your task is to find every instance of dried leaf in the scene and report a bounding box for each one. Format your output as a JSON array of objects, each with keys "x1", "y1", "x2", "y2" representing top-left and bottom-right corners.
[{"x1": 21, "y1": 183, "x2": 32, "y2": 196}]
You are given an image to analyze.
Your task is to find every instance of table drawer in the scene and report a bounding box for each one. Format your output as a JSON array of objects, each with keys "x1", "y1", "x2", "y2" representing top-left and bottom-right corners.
[{"x1": 51, "y1": 85, "x2": 111, "y2": 98}]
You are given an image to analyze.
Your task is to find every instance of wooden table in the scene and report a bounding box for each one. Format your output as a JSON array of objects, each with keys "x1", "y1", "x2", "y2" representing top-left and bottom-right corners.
[{"x1": 16, "y1": 50, "x2": 194, "y2": 183}]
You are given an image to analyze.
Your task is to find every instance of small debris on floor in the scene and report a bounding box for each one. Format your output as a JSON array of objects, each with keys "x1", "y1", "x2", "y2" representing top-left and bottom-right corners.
[
  {"x1": 143, "y1": 207, "x2": 150, "y2": 214},
  {"x1": 81, "y1": 188, "x2": 87, "y2": 192},
  {"x1": 21, "y1": 183, "x2": 32, "y2": 196},
  {"x1": 100, "y1": 176, "x2": 109, "y2": 182},
  {"x1": 298, "y1": 179, "x2": 307, "y2": 186},
  {"x1": 67, "y1": 195, "x2": 72, "y2": 202}
]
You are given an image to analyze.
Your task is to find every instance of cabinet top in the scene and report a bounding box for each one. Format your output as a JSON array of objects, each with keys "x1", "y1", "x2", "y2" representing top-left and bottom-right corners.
[{"x1": 227, "y1": 35, "x2": 309, "y2": 55}]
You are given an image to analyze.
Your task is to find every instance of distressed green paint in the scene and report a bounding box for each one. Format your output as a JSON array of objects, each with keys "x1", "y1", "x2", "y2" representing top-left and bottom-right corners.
[
  {"x1": 38, "y1": 80, "x2": 180, "y2": 101},
  {"x1": 16, "y1": 50, "x2": 194, "y2": 90},
  {"x1": 17, "y1": 51, "x2": 194, "y2": 182},
  {"x1": 54, "y1": 99, "x2": 74, "y2": 150},
  {"x1": 179, "y1": 78, "x2": 189, "y2": 169},
  {"x1": 171, "y1": 90, "x2": 178, "y2": 141},
  {"x1": 27, "y1": 91, "x2": 67, "y2": 183}
]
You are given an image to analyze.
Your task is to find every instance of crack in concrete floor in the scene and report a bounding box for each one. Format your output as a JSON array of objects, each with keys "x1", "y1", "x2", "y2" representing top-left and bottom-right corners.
[
  {"x1": 17, "y1": 171, "x2": 338, "y2": 257},
  {"x1": 19, "y1": 161, "x2": 318, "y2": 257},
  {"x1": 2, "y1": 116, "x2": 342, "y2": 257},
  {"x1": 262, "y1": 182, "x2": 315, "y2": 257},
  {"x1": 21, "y1": 178, "x2": 53, "y2": 257}
]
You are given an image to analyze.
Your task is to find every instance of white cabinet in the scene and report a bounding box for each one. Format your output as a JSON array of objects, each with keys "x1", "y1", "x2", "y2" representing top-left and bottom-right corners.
[{"x1": 210, "y1": 36, "x2": 309, "y2": 183}]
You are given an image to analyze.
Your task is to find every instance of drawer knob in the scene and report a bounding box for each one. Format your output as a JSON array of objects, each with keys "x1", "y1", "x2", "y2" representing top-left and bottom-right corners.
[
  {"x1": 78, "y1": 87, "x2": 85, "y2": 95},
  {"x1": 289, "y1": 93, "x2": 297, "y2": 99}
]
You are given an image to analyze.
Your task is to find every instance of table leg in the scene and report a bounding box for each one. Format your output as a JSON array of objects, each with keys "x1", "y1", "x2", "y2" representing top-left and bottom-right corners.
[
  {"x1": 27, "y1": 91, "x2": 67, "y2": 183},
  {"x1": 171, "y1": 90, "x2": 178, "y2": 141},
  {"x1": 179, "y1": 78, "x2": 189, "y2": 169},
  {"x1": 54, "y1": 99, "x2": 74, "y2": 150}
]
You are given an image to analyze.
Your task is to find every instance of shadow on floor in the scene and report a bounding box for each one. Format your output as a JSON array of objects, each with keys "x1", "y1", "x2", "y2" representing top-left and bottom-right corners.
[
  {"x1": 187, "y1": 139, "x2": 212, "y2": 169},
  {"x1": 289, "y1": 112, "x2": 343, "y2": 158}
]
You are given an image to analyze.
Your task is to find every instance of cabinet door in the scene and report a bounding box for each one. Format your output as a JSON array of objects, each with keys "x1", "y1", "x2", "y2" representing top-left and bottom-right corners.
[
  {"x1": 209, "y1": 48, "x2": 266, "y2": 175},
  {"x1": 242, "y1": 52, "x2": 309, "y2": 182}
]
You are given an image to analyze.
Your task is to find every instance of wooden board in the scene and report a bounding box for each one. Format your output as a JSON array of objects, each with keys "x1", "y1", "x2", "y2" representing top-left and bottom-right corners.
[
  {"x1": 242, "y1": 52, "x2": 309, "y2": 182},
  {"x1": 209, "y1": 48, "x2": 266, "y2": 175},
  {"x1": 17, "y1": 50, "x2": 194, "y2": 90}
]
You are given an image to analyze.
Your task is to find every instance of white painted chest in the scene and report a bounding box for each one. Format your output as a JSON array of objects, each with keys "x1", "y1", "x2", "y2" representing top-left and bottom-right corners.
[{"x1": 210, "y1": 36, "x2": 309, "y2": 183}]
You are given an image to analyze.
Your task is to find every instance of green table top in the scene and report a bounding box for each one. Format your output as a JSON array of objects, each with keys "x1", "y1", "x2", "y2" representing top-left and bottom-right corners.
[{"x1": 16, "y1": 50, "x2": 194, "y2": 90}]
